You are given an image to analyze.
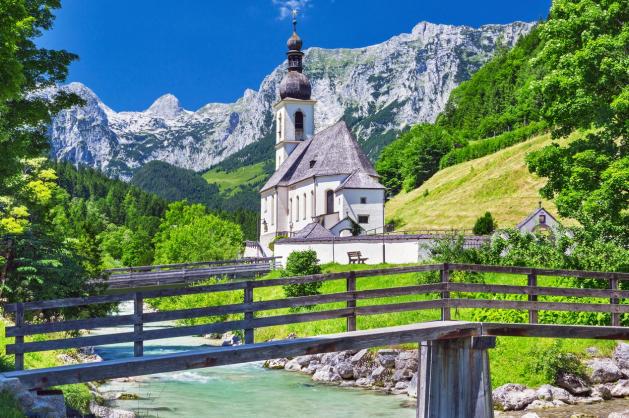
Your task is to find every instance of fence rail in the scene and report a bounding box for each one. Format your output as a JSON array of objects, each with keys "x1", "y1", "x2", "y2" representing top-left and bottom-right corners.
[{"x1": 4, "y1": 263, "x2": 629, "y2": 370}]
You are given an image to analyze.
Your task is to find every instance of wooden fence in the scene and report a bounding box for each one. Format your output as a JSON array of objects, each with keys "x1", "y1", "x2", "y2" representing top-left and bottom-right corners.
[
  {"x1": 95, "y1": 257, "x2": 281, "y2": 289},
  {"x1": 4, "y1": 263, "x2": 629, "y2": 371}
]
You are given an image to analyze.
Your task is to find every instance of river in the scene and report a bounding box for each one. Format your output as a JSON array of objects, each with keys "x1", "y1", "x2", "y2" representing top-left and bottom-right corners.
[{"x1": 93, "y1": 303, "x2": 415, "y2": 417}]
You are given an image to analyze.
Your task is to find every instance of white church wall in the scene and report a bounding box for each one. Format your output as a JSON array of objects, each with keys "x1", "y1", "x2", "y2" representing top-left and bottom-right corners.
[
  {"x1": 274, "y1": 238, "x2": 435, "y2": 265},
  {"x1": 338, "y1": 188, "x2": 385, "y2": 234},
  {"x1": 275, "y1": 99, "x2": 316, "y2": 143},
  {"x1": 287, "y1": 179, "x2": 316, "y2": 233},
  {"x1": 314, "y1": 175, "x2": 346, "y2": 215}
]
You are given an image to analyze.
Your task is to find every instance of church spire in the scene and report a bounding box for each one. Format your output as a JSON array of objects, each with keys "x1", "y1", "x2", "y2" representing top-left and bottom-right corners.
[
  {"x1": 286, "y1": 9, "x2": 304, "y2": 72},
  {"x1": 279, "y1": 9, "x2": 311, "y2": 100}
]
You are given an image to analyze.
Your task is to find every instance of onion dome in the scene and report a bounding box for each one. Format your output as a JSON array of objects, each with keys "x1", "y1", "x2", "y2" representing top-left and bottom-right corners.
[
  {"x1": 278, "y1": 10, "x2": 311, "y2": 100},
  {"x1": 279, "y1": 71, "x2": 311, "y2": 100}
]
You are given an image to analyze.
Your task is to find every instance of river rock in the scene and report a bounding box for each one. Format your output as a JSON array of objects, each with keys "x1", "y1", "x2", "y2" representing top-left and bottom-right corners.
[
  {"x1": 312, "y1": 365, "x2": 342, "y2": 383},
  {"x1": 556, "y1": 372, "x2": 592, "y2": 396},
  {"x1": 521, "y1": 413, "x2": 541, "y2": 418},
  {"x1": 264, "y1": 358, "x2": 288, "y2": 369},
  {"x1": 614, "y1": 344, "x2": 629, "y2": 369},
  {"x1": 284, "y1": 359, "x2": 302, "y2": 372},
  {"x1": 407, "y1": 373, "x2": 418, "y2": 398},
  {"x1": 304, "y1": 361, "x2": 321, "y2": 375},
  {"x1": 611, "y1": 379, "x2": 629, "y2": 397},
  {"x1": 339, "y1": 380, "x2": 356, "y2": 387},
  {"x1": 393, "y1": 367, "x2": 414, "y2": 382},
  {"x1": 574, "y1": 395, "x2": 604, "y2": 405},
  {"x1": 90, "y1": 401, "x2": 137, "y2": 418},
  {"x1": 592, "y1": 384, "x2": 613, "y2": 400},
  {"x1": 336, "y1": 362, "x2": 354, "y2": 380},
  {"x1": 395, "y1": 350, "x2": 417, "y2": 369},
  {"x1": 221, "y1": 332, "x2": 241, "y2": 346},
  {"x1": 351, "y1": 349, "x2": 370, "y2": 364},
  {"x1": 492, "y1": 384, "x2": 537, "y2": 411},
  {"x1": 525, "y1": 399, "x2": 565, "y2": 410},
  {"x1": 294, "y1": 355, "x2": 316, "y2": 367},
  {"x1": 608, "y1": 411, "x2": 629, "y2": 418},
  {"x1": 587, "y1": 358, "x2": 623, "y2": 383},
  {"x1": 536, "y1": 385, "x2": 575, "y2": 404},
  {"x1": 377, "y1": 349, "x2": 398, "y2": 369},
  {"x1": 371, "y1": 366, "x2": 390, "y2": 386}
]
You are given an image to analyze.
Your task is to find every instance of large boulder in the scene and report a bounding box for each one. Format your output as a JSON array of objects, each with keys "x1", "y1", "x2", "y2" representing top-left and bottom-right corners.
[
  {"x1": 351, "y1": 349, "x2": 370, "y2": 364},
  {"x1": 614, "y1": 344, "x2": 629, "y2": 370},
  {"x1": 336, "y1": 362, "x2": 355, "y2": 380},
  {"x1": 492, "y1": 384, "x2": 537, "y2": 411},
  {"x1": 284, "y1": 359, "x2": 303, "y2": 372},
  {"x1": 376, "y1": 349, "x2": 399, "y2": 369},
  {"x1": 586, "y1": 358, "x2": 623, "y2": 383},
  {"x1": 312, "y1": 365, "x2": 342, "y2": 383},
  {"x1": 535, "y1": 384, "x2": 575, "y2": 404},
  {"x1": 611, "y1": 379, "x2": 629, "y2": 397},
  {"x1": 371, "y1": 366, "x2": 390, "y2": 386},
  {"x1": 608, "y1": 411, "x2": 629, "y2": 418},
  {"x1": 592, "y1": 384, "x2": 613, "y2": 400},
  {"x1": 264, "y1": 358, "x2": 288, "y2": 369},
  {"x1": 407, "y1": 373, "x2": 418, "y2": 398},
  {"x1": 556, "y1": 372, "x2": 592, "y2": 396}
]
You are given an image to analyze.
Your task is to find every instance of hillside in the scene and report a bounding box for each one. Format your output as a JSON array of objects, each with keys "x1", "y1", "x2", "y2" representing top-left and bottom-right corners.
[{"x1": 384, "y1": 133, "x2": 571, "y2": 230}]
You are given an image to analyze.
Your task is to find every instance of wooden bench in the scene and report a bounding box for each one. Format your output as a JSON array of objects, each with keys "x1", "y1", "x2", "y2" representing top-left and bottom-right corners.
[{"x1": 348, "y1": 251, "x2": 368, "y2": 264}]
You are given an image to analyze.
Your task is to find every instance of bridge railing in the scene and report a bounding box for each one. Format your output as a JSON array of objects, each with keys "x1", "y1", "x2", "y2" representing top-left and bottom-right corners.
[{"x1": 3, "y1": 263, "x2": 629, "y2": 371}]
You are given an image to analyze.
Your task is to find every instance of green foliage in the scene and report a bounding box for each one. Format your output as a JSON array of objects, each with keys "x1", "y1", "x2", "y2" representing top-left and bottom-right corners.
[
  {"x1": 473, "y1": 212, "x2": 497, "y2": 235},
  {"x1": 375, "y1": 124, "x2": 453, "y2": 194},
  {"x1": 147, "y1": 278, "x2": 243, "y2": 326},
  {"x1": 439, "y1": 121, "x2": 547, "y2": 168},
  {"x1": 153, "y1": 201, "x2": 244, "y2": 264},
  {"x1": 281, "y1": 250, "x2": 323, "y2": 299},
  {"x1": 268, "y1": 234, "x2": 287, "y2": 252},
  {"x1": 529, "y1": 340, "x2": 586, "y2": 383},
  {"x1": 0, "y1": 391, "x2": 24, "y2": 418},
  {"x1": 525, "y1": 0, "x2": 629, "y2": 246}
]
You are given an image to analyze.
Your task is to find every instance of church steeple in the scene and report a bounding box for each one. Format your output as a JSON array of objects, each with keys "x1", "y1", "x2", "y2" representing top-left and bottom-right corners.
[{"x1": 274, "y1": 9, "x2": 316, "y2": 169}]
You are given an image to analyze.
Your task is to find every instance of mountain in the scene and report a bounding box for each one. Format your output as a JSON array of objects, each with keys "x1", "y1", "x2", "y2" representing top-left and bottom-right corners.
[{"x1": 48, "y1": 21, "x2": 534, "y2": 180}]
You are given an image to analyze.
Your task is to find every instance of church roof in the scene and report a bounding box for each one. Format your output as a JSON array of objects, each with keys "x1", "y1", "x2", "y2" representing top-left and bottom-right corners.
[
  {"x1": 292, "y1": 223, "x2": 335, "y2": 239},
  {"x1": 335, "y1": 170, "x2": 385, "y2": 191},
  {"x1": 516, "y1": 207, "x2": 558, "y2": 229},
  {"x1": 261, "y1": 121, "x2": 382, "y2": 191}
]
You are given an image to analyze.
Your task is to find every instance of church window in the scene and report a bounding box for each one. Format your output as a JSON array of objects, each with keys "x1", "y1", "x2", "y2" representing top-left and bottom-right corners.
[
  {"x1": 310, "y1": 190, "x2": 314, "y2": 216},
  {"x1": 326, "y1": 190, "x2": 334, "y2": 214},
  {"x1": 289, "y1": 198, "x2": 293, "y2": 222},
  {"x1": 303, "y1": 193, "x2": 307, "y2": 220},
  {"x1": 360, "y1": 197, "x2": 367, "y2": 204},
  {"x1": 310, "y1": 160, "x2": 316, "y2": 168},
  {"x1": 358, "y1": 215, "x2": 369, "y2": 224},
  {"x1": 539, "y1": 214, "x2": 546, "y2": 224},
  {"x1": 277, "y1": 112, "x2": 282, "y2": 141},
  {"x1": 295, "y1": 111, "x2": 304, "y2": 140},
  {"x1": 263, "y1": 197, "x2": 267, "y2": 213},
  {"x1": 271, "y1": 195, "x2": 275, "y2": 225},
  {"x1": 296, "y1": 196, "x2": 300, "y2": 221}
]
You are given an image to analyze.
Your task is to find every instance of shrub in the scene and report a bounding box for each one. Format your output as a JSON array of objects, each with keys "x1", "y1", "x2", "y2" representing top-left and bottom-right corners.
[
  {"x1": 281, "y1": 250, "x2": 322, "y2": 299},
  {"x1": 529, "y1": 340, "x2": 586, "y2": 383},
  {"x1": 269, "y1": 234, "x2": 287, "y2": 252},
  {"x1": 473, "y1": 212, "x2": 496, "y2": 235}
]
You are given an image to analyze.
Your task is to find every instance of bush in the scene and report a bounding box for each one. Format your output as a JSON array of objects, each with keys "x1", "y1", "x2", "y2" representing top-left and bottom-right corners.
[
  {"x1": 281, "y1": 250, "x2": 322, "y2": 299},
  {"x1": 529, "y1": 340, "x2": 586, "y2": 383},
  {"x1": 473, "y1": 212, "x2": 496, "y2": 235}
]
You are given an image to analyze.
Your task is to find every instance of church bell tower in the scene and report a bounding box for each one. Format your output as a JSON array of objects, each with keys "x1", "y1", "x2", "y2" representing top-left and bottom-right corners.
[{"x1": 274, "y1": 10, "x2": 316, "y2": 169}]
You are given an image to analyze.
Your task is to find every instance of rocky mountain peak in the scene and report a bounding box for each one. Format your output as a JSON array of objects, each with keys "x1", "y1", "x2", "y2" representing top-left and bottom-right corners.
[{"x1": 146, "y1": 93, "x2": 183, "y2": 119}]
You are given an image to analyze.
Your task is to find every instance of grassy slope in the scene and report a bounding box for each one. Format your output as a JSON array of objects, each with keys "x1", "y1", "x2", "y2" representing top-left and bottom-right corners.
[
  {"x1": 385, "y1": 133, "x2": 573, "y2": 231},
  {"x1": 202, "y1": 162, "x2": 268, "y2": 196}
]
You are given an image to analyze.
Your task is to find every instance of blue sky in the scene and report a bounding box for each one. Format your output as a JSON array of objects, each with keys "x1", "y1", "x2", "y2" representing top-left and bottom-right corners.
[{"x1": 40, "y1": 0, "x2": 551, "y2": 111}]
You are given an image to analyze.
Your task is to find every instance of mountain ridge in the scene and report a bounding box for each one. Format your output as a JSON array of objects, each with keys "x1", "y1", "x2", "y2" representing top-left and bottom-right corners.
[{"x1": 48, "y1": 20, "x2": 535, "y2": 180}]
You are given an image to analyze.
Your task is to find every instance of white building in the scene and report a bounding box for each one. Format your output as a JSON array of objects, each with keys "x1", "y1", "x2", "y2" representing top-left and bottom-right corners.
[
  {"x1": 515, "y1": 205, "x2": 562, "y2": 235},
  {"x1": 259, "y1": 16, "x2": 385, "y2": 252}
]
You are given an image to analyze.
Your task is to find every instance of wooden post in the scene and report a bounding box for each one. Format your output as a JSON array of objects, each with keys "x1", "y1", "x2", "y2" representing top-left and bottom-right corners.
[
  {"x1": 346, "y1": 271, "x2": 357, "y2": 332},
  {"x1": 244, "y1": 283, "x2": 254, "y2": 344},
  {"x1": 133, "y1": 292, "x2": 144, "y2": 357},
  {"x1": 441, "y1": 263, "x2": 451, "y2": 321},
  {"x1": 611, "y1": 275, "x2": 620, "y2": 327},
  {"x1": 527, "y1": 272, "x2": 538, "y2": 324},
  {"x1": 417, "y1": 336, "x2": 495, "y2": 418},
  {"x1": 14, "y1": 302, "x2": 24, "y2": 370}
]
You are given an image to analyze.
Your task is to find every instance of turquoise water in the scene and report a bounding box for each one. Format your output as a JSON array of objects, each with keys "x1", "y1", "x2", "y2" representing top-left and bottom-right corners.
[{"x1": 94, "y1": 304, "x2": 415, "y2": 418}]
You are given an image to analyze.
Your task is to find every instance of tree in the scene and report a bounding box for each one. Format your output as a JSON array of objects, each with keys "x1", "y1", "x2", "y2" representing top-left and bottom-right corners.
[
  {"x1": 281, "y1": 250, "x2": 322, "y2": 299},
  {"x1": 526, "y1": 0, "x2": 628, "y2": 245},
  {"x1": 153, "y1": 201, "x2": 244, "y2": 264},
  {"x1": 473, "y1": 212, "x2": 497, "y2": 235}
]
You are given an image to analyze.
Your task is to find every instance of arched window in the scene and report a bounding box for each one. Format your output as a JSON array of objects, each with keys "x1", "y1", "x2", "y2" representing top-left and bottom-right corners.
[
  {"x1": 295, "y1": 111, "x2": 304, "y2": 140},
  {"x1": 271, "y1": 195, "x2": 275, "y2": 225},
  {"x1": 289, "y1": 198, "x2": 293, "y2": 222},
  {"x1": 326, "y1": 190, "x2": 334, "y2": 214},
  {"x1": 311, "y1": 190, "x2": 315, "y2": 217},
  {"x1": 303, "y1": 193, "x2": 307, "y2": 220},
  {"x1": 296, "y1": 196, "x2": 300, "y2": 221}
]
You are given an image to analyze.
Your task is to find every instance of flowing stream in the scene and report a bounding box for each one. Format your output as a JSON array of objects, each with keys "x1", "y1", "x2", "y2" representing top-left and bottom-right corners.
[{"x1": 92, "y1": 303, "x2": 415, "y2": 418}]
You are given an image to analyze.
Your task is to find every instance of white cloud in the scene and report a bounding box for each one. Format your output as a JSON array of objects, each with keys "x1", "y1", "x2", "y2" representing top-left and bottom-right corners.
[{"x1": 272, "y1": 0, "x2": 311, "y2": 20}]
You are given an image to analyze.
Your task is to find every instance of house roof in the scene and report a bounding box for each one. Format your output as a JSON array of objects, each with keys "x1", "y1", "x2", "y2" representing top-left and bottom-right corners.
[
  {"x1": 516, "y1": 207, "x2": 557, "y2": 229},
  {"x1": 292, "y1": 223, "x2": 334, "y2": 239},
  {"x1": 335, "y1": 170, "x2": 385, "y2": 191},
  {"x1": 261, "y1": 120, "x2": 383, "y2": 192}
]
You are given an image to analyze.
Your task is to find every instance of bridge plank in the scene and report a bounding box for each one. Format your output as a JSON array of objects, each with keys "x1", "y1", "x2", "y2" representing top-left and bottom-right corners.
[
  {"x1": 447, "y1": 283, "x2": 629, "y2": 299},
  {"x1": 449, "y1": 299, "x2": 629, "y2": 313},
  {"x1": 3, "y1": 321, "x2": 479, "y2": 389},
  {"x1": 482, "y1": 323, "x2": 629, "y2": 340}
]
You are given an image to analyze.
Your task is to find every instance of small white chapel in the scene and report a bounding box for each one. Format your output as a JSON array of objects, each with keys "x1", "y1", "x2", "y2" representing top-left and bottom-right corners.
[{"x1": 259, "y1": 14, "x2": 385, "y2": 252}]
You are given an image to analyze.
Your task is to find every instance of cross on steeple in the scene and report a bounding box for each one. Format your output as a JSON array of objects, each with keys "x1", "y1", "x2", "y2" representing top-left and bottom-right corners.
[{"x1": 292, "y1": 9, "x2": 298, "y2": 31}]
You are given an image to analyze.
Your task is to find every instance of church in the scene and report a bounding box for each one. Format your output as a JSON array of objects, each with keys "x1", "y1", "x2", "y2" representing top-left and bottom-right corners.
[{"x1": 259, "y1": 15, "x2": 385, "y2": 252}]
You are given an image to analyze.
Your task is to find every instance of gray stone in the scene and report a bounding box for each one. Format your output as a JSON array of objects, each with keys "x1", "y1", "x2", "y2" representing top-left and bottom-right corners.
[
  {"x1": 407, "y1": 373, "x2": 418, "y2": 398},
  {"x1": 573, "y1": 396, "x2": 604, "y2": 405},
  {"x1": 521, "y1": 413, "x2": 541, "y2": 418},
  {"x1": 264, "y1": 358, "x2": 288, "y2": 369},
  {"x1": 585, "y1": 347, "x2": 601, "y2": 357},
  {"x1": 492, "y1": 384, "x2": 537, "y2": 411},
  {"x1": 284, "y1": 359, "x2": 302, "y2": 372},
  {"x1": 351, "y1": 349, "x2": 370, "y2": 364},
  {"x1": 220, "y1": 331, "x2": 241, "y2": 346},
  {"x1": 394, "y1": 381, "x2": 409, "y2": 390},
  {"x1": 392, "y1": 368, "x2": 414, "y2": 382},
  {"x1": 608, "y1": 411, "x2": 629, "y2": 418},
  {"x1": 376, "y1": 349, "x2": 398, "y2": 369},
  {"x1": 294, "y1": 355, "x2": 314, "y2": 367},
  {"x1": 355, "y1": 377, "x2": 373, "y2": 387},
  {"x1": 90, "y1": 401, "x2": 137, "y2": 418},
  {"x1": 525, "y1": 400, "x2": 562, "y2": 410},
  {"x1": 611, "y1": 379, "x2": 629, "y2": 397},
  {"x1": 587, "y1": 358, "x2": 623, "y2": 383},
  {"x1": 556, "y1": 372, "x2": 592, "y2": 396},
  {"x1": 336, "y1": 362, "x2": 354, "y2": 380},
  {"x1": 339, "y1": 380, "x2": 356, "y2": 387},
  {"x1": 615, "y1": 344, "x2": 629, "y2": 369},
  {"x1": 312, "y1": 365, "x2": 342, "y2": 383},
  {"x1": 371, "y1": 366, "x2": 389, "y2": 386},
  {"x1": 592, "y1": 384, "x2": 613, "y2": 400},
  {"x1": 304, "y1": 361, "x2": 320, "y2": 375}
]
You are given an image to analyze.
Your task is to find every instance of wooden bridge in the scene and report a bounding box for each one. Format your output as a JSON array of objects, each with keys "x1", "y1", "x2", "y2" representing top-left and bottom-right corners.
[
  {"x1": 95, "y1": 256, "x2": 280, "y2": 290},
  {"x1": 3, "y1": 263, "x2": 629, "y2": 417}
]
